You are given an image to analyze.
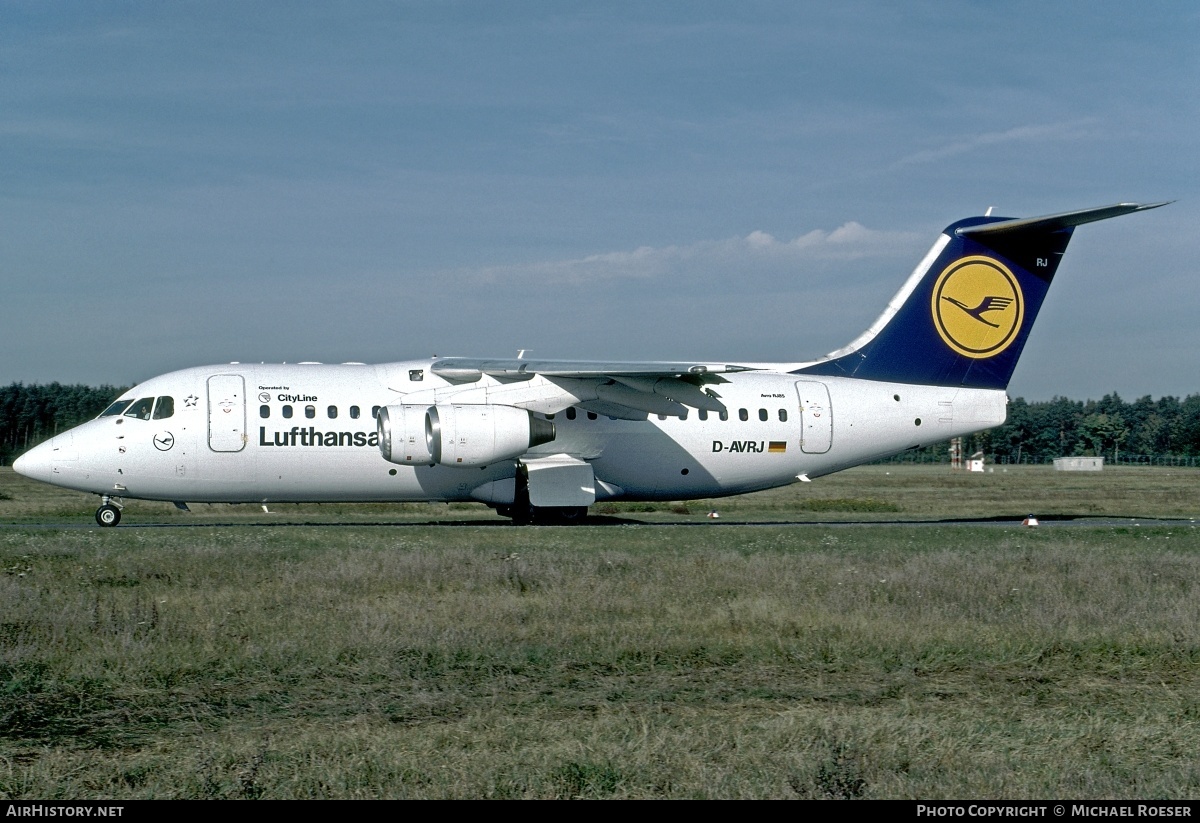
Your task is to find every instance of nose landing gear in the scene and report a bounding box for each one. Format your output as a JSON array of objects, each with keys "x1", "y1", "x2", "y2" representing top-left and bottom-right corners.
[{"x1": 96, "y1": 496, "x2": 123, "y2": 527}]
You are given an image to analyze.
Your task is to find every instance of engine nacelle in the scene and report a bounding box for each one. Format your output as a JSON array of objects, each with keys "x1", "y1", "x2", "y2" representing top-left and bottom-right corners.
[
  {"x1": 376, "y1": 404, "x2": 435, "y2": 465},
  {"x1": 378, "y1": 404, "x2": 555, "y2": 467}
]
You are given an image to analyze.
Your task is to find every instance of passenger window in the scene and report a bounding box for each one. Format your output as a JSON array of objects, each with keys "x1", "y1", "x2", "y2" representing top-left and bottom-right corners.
[
  {"x1": 587, "y1": 411, "x2": 597, "y2": 420},
  {"x1": 350, "y1": 406, "x2": 360, "y2": 419},
  {"x1": 779, "y1": 409, "x2": 788, "y2": 422},
  {"x1": 282, "y1": 405, "x2": 293, "y2": 419},
  {"x1": 566, "y1": 408, "x2": 577, "y2": 420},
  {"x1": 152, "y1": 397, "x2": 175, "y2": 420},
  {"x1": 328, "y1": 405, "x2": 338, "y2": 419},
  {"x1": 719, "y1": 410, "x2": 729, "y2": 421},
  {"x1": 546, "y1": 413, "x2": 555, "y2": 420},
  {"x1": 657, "y1": 414, "x2": 667, "y2": 421},
  {"x1": 759, "y1": 409, "x2": 768, "y2": 422},
  {"x1": 371, "y1": 406, "x2": 381, "y2": 419},
  {"x1": 680, "y1": 410, "x2": 688, "y2": 420},
  {"x1": 739, "y1": 409, "x2": 748, "y2": 422},
  {"x1": 259, "y1": 405, "x2": 270, "y2": 419},
  {"x1": 305, "y1": 405, "x2": 316, "y2": 419},
  {"x1": 124, "y1": 398, "x2": 154, "y2": 420},
  {"x1": 698, "y1": 410, "x2": 708, "y2": 421},
  {"x1": 100, "y1": 400, "x2": 133, "y2": 417}
]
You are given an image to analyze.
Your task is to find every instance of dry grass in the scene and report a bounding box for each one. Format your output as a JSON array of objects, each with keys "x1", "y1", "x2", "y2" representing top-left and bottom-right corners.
[{"x1": 1, "y1": 466, "x2": 1199, "y2": 798}]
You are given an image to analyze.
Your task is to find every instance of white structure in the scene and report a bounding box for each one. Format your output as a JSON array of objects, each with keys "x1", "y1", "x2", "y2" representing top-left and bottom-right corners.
[{"x1": 1053, "y1": 457, "x2": 1104, "y2": 472}]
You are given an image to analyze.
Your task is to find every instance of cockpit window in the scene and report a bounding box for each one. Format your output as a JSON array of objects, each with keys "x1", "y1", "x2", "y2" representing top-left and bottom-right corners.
[
  {"x1": 152, "y1": 396, "x2": 174, "y2": 420},
  {"x1": 123, "y1": 398, "x2": 154, "y2": 420},
  {"x1": 99, "y1": 400, "x2": 134, "y2": 417}
]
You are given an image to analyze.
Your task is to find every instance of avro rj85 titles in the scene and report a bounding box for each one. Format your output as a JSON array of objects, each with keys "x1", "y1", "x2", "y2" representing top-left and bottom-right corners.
[{"x1": 14, "y1": 203, "x2": 1166, "y2": 525}]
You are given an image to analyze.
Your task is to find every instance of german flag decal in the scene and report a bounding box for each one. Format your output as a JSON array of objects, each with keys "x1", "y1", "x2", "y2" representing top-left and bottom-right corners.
[{"x1": 768, "y1": 441, "x2": 787, "y2": 453}]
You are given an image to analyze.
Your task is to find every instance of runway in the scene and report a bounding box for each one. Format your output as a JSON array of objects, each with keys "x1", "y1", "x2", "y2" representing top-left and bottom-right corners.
[{"x1": 2, "y1": 515, "x2": 1195, "y2": 530}]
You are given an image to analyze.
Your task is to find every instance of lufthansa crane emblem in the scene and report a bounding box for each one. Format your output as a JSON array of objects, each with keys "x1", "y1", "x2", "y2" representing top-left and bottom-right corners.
[{"x1": 931, "y1": 256, "x2": 1024, "y2": 359}]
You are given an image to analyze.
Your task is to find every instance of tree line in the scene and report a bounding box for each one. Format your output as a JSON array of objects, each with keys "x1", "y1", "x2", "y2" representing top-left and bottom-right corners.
[
  {"x1": 906, "y1": 393, "x2": 1200, "y2": 465},
  {"x1": 0, "y1": 383, "x2": 127, "y2": 466},
  {"x1": 3, "y1": 383, "x2": 1200, "y2": 467}
]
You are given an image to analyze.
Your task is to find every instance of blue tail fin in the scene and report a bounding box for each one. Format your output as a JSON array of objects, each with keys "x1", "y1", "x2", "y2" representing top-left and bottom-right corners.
[{"x1": 796, "y1": 203, "x2": 1168, "y2": 390}]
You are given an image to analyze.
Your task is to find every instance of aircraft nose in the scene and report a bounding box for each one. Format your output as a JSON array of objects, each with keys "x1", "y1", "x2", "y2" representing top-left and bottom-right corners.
[{"x1": 13, "y1": 440, "x2": 54, "y2": 483}]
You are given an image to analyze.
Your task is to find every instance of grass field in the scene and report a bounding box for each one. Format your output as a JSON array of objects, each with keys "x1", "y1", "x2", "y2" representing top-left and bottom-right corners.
[
  {"x1": 3, "y1": 462, "x2": 1198, "y2": 526},
  {"x1": 1, "y1": 465, "x2": 1198, "y2": 798}
]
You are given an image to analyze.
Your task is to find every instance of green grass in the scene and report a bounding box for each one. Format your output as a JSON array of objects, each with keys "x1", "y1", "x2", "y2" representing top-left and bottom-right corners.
[
  {"x1": 3, "y1": 463, "x2": 1198, "y2": 526},
  {"x1": 1, "y1": 466, "x2": 1199, "y2": 797}
]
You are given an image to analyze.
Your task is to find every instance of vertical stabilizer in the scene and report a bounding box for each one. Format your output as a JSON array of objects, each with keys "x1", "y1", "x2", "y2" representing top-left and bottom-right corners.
[{"x1": 796, "y1": 203, "x2": 1167, "y2": 390}]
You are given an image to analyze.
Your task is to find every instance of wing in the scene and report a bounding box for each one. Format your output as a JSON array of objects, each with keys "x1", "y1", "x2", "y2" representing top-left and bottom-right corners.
[
  {"x1": 431, "y1": 357, "x2": 755, "y2": 381},
  {"x1": 416, "y1": 357, "x2": 761, "y2": 420}
]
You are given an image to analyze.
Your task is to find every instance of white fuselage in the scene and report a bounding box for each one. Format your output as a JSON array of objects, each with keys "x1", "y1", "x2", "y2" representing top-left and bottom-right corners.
[{"x1": 18, "y1": 360, "x2": 1007, "y2": 505}]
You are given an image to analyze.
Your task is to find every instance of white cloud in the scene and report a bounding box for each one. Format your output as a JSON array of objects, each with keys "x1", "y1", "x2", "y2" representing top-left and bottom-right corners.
[
  {"x1": 893, "y1": 119, "x2": 1100, "y2": 167},
  {"x1": 455, "y1": 222, "x2": 923, "y2": 286}
]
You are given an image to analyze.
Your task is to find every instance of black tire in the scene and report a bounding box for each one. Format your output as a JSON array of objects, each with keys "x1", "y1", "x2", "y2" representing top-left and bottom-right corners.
[
  {"x1": 96, "y1": 504, "x2": 121, "y2": 527},
  {"x1": 508, "y1": 463, "x2": 533, "y2": 525},
  {"x1": 531, "y1": 506, "x2": 588, "y2": 525},
  {"x1": 555, "y1": 506, "x2": 589, "y2": 525}
]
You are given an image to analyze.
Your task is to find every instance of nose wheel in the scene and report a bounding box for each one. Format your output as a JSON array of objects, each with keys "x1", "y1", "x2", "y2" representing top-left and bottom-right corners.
[{"x1": 96, "y1": 497, "x2": 123, "y2": 527}]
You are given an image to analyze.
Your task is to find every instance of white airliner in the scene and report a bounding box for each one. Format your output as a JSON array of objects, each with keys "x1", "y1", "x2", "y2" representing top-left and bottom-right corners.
[{"x1": 15, "y1": 202, "x2": 1166, "y2": 526}]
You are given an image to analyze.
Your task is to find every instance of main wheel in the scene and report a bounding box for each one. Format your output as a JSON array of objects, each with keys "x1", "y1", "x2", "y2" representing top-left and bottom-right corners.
[
  {"x1": 96, "y1": 504, "x2": 121, "y2": 527},
  {"x1": 554, "y1": 506, "x2": 588, "y2": 525},
  {"x1": 531, "y1": 506, "x2": 588, "y2": 525}
]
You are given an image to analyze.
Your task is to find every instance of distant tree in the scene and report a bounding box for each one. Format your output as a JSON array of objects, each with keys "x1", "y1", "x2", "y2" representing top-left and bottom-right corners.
[
  {"x1": 958, "y1": 392, "x2": 1200, "y2": 464},
  {"x1": 0, "y1": 383, "x2": 124, "y2": 465},
  {"x1": 1079, "y1": 412, "x2": 1128, "y2": 461},
  {"x1": 1178, "y1": 395, "x2": 1200, "y2": 456},
  {"x1": 997, "y1": 398, "x2": 1035, "y2": 463}
]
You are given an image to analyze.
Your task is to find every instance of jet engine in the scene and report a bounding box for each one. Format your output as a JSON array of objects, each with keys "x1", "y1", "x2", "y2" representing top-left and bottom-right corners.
[{"x1": 378, "y1": 404, "x2": 555, "y2": 467}]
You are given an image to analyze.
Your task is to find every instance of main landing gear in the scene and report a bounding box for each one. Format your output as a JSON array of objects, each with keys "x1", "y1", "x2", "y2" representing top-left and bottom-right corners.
[
  {"x1": 96, "y1": 496, "x2": 123, "y2": 527},
  {"x1": 496, "y1": 465, "x2": 589, "y2": 525},
  {"x1": 497, "y1": 504, "x2": 589, "y2": 525}
]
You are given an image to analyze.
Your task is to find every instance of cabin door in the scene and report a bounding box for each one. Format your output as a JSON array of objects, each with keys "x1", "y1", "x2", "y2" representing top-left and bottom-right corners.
[
  {"x1": 794, "y1": 380, "x2": 832, "y2": 454},
  {"x1": 207, "y1": 375, "x2": 247, "y2": 452}
]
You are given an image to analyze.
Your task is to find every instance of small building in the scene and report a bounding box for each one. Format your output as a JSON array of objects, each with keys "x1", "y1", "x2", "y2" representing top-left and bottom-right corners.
[{"x1": 1053, "y1": 457, "x2": 1104, "y2": 472}]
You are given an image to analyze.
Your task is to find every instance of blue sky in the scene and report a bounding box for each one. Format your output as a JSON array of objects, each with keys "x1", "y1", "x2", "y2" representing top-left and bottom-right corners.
[{"x1": 3, "y1": 1, "x2": 1196, "y2": 401}]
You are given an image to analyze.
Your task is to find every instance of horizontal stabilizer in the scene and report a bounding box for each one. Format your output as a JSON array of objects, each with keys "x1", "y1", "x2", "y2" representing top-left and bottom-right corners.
[{"x1": 957, "y1": 202, "x2": 1170, "y2": 237}]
